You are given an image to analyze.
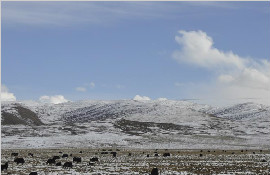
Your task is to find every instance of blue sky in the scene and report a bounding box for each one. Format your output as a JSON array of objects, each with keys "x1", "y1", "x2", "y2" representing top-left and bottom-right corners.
[{"x1": 1, "y1": 2, "x2": 270, "y2": 106}]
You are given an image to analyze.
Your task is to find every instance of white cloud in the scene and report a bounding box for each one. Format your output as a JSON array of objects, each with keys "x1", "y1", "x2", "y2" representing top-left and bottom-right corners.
[
  {"x1": 76, "y1": 87, "x2": 87, "y2": 92},
  {"x1": 173, "y1": 30, "x2": 246, "y2": 69},
  {"x1": 1, "y1": 84, "x2": 16, "y2": 101},
  {"x1": 2, "y1": 2, "x2": 240, "y2": 27},
  {"x1": 133, "y1": 95, "x2": 151, "y2": 101},
  {"x1": 89, "y1": 82, "x2": 95, "y2": 88},
  {"x1": 173, "y1": 30, "x2": 270, "y2": 105},
  {"x1": 39, "y1": 95, "x2": 68, "y2": 104},
  {"x1": 157, "y1": 97, "x2": 168, "y2": 101}
]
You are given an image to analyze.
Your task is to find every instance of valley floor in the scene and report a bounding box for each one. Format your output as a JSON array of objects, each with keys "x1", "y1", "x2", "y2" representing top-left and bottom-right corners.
[{"x1": 1, "y1": 148, "x2": 270, "y2": 175}]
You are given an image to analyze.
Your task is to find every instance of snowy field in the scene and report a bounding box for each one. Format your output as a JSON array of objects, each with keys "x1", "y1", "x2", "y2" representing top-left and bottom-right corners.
[{"x1": 1, "y1": 148, "x2": 270, "y2": 175}]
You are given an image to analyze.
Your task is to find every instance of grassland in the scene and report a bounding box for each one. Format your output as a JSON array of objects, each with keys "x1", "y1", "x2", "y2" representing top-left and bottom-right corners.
[{"x1": 1, "y1": 148, "x2": 270, "y2": 174}]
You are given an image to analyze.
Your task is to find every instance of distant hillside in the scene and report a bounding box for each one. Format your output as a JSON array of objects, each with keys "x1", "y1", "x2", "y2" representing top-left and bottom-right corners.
[
  {"x1": 1, "y1": 100, "x2": 269, "y2": 149},
  {"x1": 1, "y1": 103, "x2": 44, "y2": 126}
]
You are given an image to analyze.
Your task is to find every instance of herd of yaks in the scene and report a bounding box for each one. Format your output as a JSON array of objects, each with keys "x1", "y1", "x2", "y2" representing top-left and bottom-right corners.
[
  {"x1": 2, "y1": 149, "x2": 266, "y2": 175},
  {"x1": 1, "y1": 150, "x2": 168, "y2": 175}
]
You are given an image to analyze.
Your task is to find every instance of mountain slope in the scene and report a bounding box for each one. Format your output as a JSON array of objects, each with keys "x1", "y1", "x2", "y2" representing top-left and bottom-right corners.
[
  {"x1": 1, "y1": 100, "x2": 269, "y2": 149},
  {"x1": 1, "y1": 102, "x2": 44, "y2": 126}
]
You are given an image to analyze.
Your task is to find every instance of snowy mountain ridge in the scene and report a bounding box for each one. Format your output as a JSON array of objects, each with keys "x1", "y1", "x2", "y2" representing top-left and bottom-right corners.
[{"x1": 1, "y1": 100, "x2": 270, "y2": 149}]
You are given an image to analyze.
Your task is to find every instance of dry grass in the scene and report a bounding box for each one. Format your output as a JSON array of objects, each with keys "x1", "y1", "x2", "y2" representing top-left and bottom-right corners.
[{"x1": 1, "y1": 148, "x2": 270, "y2": 175}]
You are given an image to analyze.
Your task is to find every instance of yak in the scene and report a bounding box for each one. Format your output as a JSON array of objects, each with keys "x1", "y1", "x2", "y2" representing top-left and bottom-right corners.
[
  {"x1": 63, "y1": 162, "x2": 73, "y2": 168},
  {"x1": 90, "y1": 157, "x2": 99, "y2": 162},
  {"x1": 163, "y1": 153, "x2": 170, "y2": 157},
  {"x1": 1, "y1": 162, "x2": 8, "y2": 171},
  {"x1": 46, "y1": 158, "x2": 56, "y2": 165},
  {"x1": 151, "y1": 168, "x2": 158, "y2": 175},
  {"x1": 14, "y1": 158, "x2": 25, "y2": 165},
  {"x1": 73, "y1": 157, "x2": 82, "y2": 163},
  {"x1": 11, "y1": 153, "x2": 19, "y2": 156},
  {"x1": 29, "y1": 172, "x2": 38, "y2": 175}
]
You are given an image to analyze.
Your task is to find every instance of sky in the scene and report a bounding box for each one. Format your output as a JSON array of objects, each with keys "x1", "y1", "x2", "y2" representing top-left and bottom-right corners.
[{"x1": 1, "y1": 1, "x2": 270, "y2": 106}]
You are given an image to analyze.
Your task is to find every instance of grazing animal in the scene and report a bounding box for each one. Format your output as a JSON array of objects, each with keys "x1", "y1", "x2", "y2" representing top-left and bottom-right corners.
[
  {"x1": 154, "y1": 153, "x2": 159, "y2": 157},
  {"x1": 11, "y1": 153, "x2": 19, "y2": 156},
  {"x1": 63, "y1": 162, "x2": 73, "y2": 168},
  {"x1": 62, "y1": 154, "x2": 68, "y2": 158},
  {"x1": 14, "y1": 158, "x2": 25, "y2": 164},
  {"x1": 1, "y1": 162, "x2": 8, "y2": 171},
  {"x1": 151, "y1": 168, "x2": 158, "y2": 175},
  {"x1": 53, "y1": 156, "x2": 60, "y2": 160},
  {"x1": 28, "y1": 153, "x2": 34, "y2": 157},
  {"x1": 90, "y1": 157, "x2": 99, "y2": 162},
  {"x1": 101, "y1": 152, "x2": 108, "y2": 154},
  {"x1": 56, "y1": 162, "x2": 62, "y2": 166},
  {"x1": 73, "y1": 157, "x2": 82, "y2": 163},
  {"x1": 59, "y1": 151, "x2": 62, "y2": 154},
  {"x1": 111, "y1": 152, "x2": 117, "y2": 157},
  {"x1": 79, "y1": 151, "x2": 83, "y2": 153},
  {"x1": 128, "y1": 153, "x2": 132, "y2": 156},
  {"x1": 46, "y1": 158, "x2": 56, "y2": 165},
  {"x1": 29, "y1": 172, "x2": 37, "y2": 175},
  {"x1": 163, "y1": 153, "x2": 170, "y2": 157},
  {"x1": 200, "y1": 154, "x2": 203, "y2": 157},
  {"x1": 147, "y1": 154, "x2": 150, "y2": 157}
]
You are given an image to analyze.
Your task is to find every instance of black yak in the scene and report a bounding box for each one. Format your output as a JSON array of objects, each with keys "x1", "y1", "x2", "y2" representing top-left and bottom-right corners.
[
  {"x1": 29, "y1": 172, "x2": 37, "y2": 175},
  {"x1": 111, "y1": 152, "x2": 117, "y2": 157},
  {"x1": 73, "y1": 157, "x2": 82, "y2": 163},
  {"x1": 14, "y1": 158, "x2": 25, "y2": 164},
  {"x1": 163, "y1": 153, "x2": 170, "y2": 157},
  {"x1": 1, "y1": 162, "x2": 8, "y2": 171},
  {"x1": 46, "y1": 158, "x2": 56, "y2": 165},
  {"x1": 63, "y1": 162, "x2": 73, "y2": 168},
  {"x1": 11, "y1": 153, "x2": 19, "y2": 156},
  {"x1": 151, "y1": 168, "x2": 158, "y2": 175},
  {"x1": 90, "y1": 157, "x2": 99, "y2": 162},
  {"x1": 62, "y1": 154, "x2": 68, "y2": 158}
]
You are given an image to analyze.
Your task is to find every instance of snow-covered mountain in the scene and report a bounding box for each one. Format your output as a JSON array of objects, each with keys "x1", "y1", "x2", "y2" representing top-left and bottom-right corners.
[{"x1": 1, "y1": 100, "x2": 270, "y2": 149}]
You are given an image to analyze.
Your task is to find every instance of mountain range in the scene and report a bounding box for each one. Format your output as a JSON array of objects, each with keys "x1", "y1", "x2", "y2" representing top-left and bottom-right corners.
[{"x1": 1, "y1": 100, "x2": 269, "y2": 149}]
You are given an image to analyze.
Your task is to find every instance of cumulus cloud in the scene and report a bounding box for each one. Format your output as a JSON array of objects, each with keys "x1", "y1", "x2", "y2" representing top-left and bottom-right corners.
[
  {"x1": 1, "y1": 84, "x2": 16, "y2": 101},
  {"x1": 173, "y1": 30, "x2": 270, "y2": 105},
  {"x1": 39, "y1": 95, "x2": 68, "y2": 104},
  {"x1": 133, "y1": 95, "x2": 151, "y2": 101},
  {"x1": 173, "y1": 30, "x2": 247, "y2": 69},
  {"x1": 76, "y1": 87, "x2": 87, "y2": 92}
]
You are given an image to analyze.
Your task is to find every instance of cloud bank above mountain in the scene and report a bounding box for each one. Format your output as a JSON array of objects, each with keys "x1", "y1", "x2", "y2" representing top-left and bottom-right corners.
[
  {"x1": 39, "y1": 95, "x2": 69, "y2": 104},
  {"x1": 1, "y1": 85, "x2": 16, "y2": 101},
  {"x1": 173, "y1": 30, "x2": 270, "y2": 105}
]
